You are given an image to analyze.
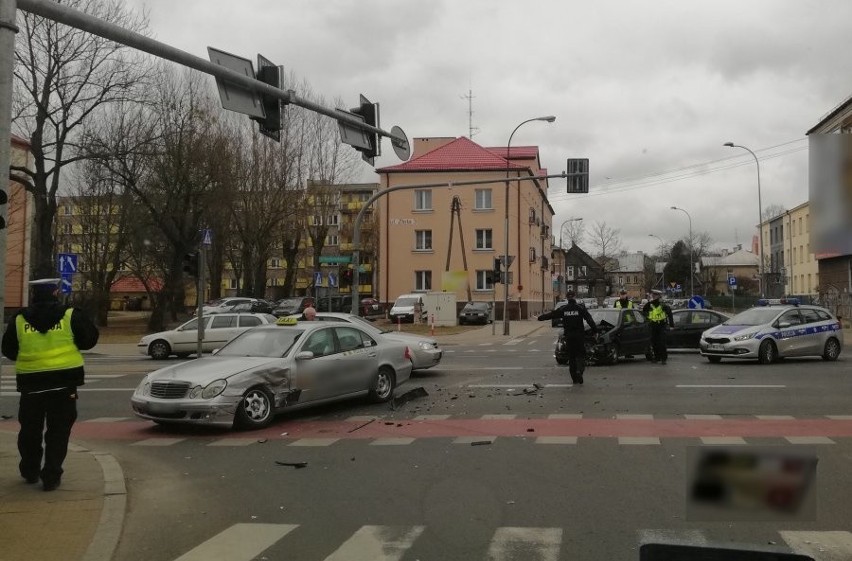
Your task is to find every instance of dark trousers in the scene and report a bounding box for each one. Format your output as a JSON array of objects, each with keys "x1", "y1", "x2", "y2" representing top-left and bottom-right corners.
[
  {"x1": 562, "y1": 334, "x2": 587, "y2": 380},
  {"x1": 650, "y1": 322, "x2": 668, "y2": 362},
  {"x1": 18, "y1": 389, "x2": 78, "y2": 483}
]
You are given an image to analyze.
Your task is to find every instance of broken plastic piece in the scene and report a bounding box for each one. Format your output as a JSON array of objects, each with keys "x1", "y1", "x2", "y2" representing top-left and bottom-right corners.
[
  {"x1": 391, "y1": 386, "x2": 430, "y2": 410},
  {"x1": 275, "y1": 461, "x2": 308, "y2": 469}
]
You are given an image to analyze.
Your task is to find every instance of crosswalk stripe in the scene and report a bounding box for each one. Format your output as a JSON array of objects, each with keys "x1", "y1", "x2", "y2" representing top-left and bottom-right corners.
[
  {"x1": 174, "y1": 523, "x2": 298, "y2": 561},
  {"x1": 207, "y1": 438, "x2": 256, "y2": 447},
  {"x1": 479, "y1": 343, "x2": 493, "y2": 346},
  {"x1": 535, "y1": 436, "x2": 578, "y2": 445},
  {"x1": 826, "y1": 415, "x2": 852, "y2": 420},
  {"x1": 482, "y1": 414, "x2": 517, "y2": 420},
  {"x1": 370, "y1": 438, "x2": 415, "y2": 446},
  {"x1": 487, "y1": 527, "x2": 562, "y2": 561},
  {"x1": 131, "y1": 438, "x2": 185, "y2": 446},
  {"x1": 638, "y1": 528, "x2": 708, "y2": 546},
  {"x1": 784, "y1": 436, "x2": 835, "y2": 445},
  {"x1": 453, "y1": 436, "x2": 496, "y2": 445},
  {"x1": 618, "y1": 437, "x2": 661, "y2": 445},
  {"x1": 85, "y1": 417, "x2": 133, "y2": 423},
  {"x1": 288, "y1": 438, "x2": 339, "y2": 447},
  {"x1": 413, "y1": 414, "x2": 450, "y2": 420},
  {"x1": 547, "y1": 414, "x2": 583, "y2": 419},
  {"x1": 616, "y1": 414, "x2": 653, "y2": 420},
  {"x1": 504, "y1": 340, "x2": 522, "y2": 346},
  {"x1": 756, "y1": 415, "x2": 795, "y2": 420},
  {"x1": 684, "y1": 414, "x2": 723, "y2": 420},
  {"x1": 700, "y1": 437, "x2": 747, "y2": 445},
  {"x1": 323, "y1": 525, "x2": 425, "y2": 561},
  {"x1": 780, "y1": 531, "x2": 852, "y2": 561}
]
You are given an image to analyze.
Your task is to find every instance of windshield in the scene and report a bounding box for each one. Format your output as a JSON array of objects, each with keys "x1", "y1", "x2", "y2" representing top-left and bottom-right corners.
[
  {"x1": 588, "y1": 309, "x2": 622, "y2": 325},
  {"x1": 725, "y1": 308, "x2": 782, "y2": 326},
  {"x1": 275, "y1": 298, "x2": 302, "y2": 309},
  {"x1": 332, "y1": 314, "x2": 385, "y2": 336},
  {"x1": 394, "y1": 297, "x2": 418, "y2": 307},
  {"x1": 216, "y1": 328, "x2": 303, "y2": 357},
  {"x1": 463, "y1": 302, "x2": 489, "y2": 311}
]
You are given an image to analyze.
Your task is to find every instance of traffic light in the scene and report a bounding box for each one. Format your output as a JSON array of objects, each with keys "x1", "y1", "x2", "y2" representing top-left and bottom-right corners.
[
  {"x1": 0, "y1": 187, "x2": 6, "y2": 230},
  {"x1": 493, "y1": 258, "x2": 502, "y2": 284},
  {"x1": 182, "y1": 252, "x2": 198, "y2": 278},
  {"x1": 350, "y1": 94, "x2": 380, "y2": 165},
  {"x1": 252, "y1": 55, "x2": 284, "y2": 142}
]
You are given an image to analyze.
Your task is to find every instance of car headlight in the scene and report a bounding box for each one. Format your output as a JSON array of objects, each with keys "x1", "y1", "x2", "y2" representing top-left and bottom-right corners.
[
  {"x1": 189, "y1": 385, "x2": 203, "y2": 399},
  {"x1": 733, "y1": 332, "x2": 758, "y2": 341},
  {"x1": 418, "y1": 341, "x2": 434, "y2": 350},
  {"x1": 135, "y1": 376, "x2": 151, "y2": 397},
  {"x1": 201, "y1": 379, "x2": 227, "y2": 399}
]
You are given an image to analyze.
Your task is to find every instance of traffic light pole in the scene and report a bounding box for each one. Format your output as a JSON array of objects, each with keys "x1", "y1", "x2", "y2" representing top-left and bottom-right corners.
[
  {"x1": 0, "y1": 0, "x2": 16, "y2": 337},
  {"x1": 196, "y1": 249, "x2": 205, "y2": 358},
  {"x1": 348, "y1": 173, "x2": 567, "y2": 318}
]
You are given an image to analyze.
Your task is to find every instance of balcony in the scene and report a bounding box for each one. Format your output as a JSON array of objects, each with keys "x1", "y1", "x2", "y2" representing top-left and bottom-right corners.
[
  {"x1": 343, "y1": 201, "x2": 369, "y2": 213},
  {"x1": 541, "y1": 256, "x2": 549, "y2": 271}
]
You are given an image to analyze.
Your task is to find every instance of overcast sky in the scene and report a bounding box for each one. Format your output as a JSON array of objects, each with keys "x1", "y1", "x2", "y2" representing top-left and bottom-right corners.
[{"x1": 130, "y1": 0, "x2": 852, "y2": 256}]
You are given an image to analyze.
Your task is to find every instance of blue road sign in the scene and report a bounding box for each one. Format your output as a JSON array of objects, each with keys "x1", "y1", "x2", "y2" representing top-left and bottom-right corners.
[
  {"x1": 328, "y1": 273, "x2": 338, "y2": 288},
  {"x1": 60, "y1": 273, "x2": 73, "y2": 294},
  {"x1": 57, "y1": 253, "x2": 78, "y2": 274},
  {"x1": 313, "y1": 271, "x2": 323, "y2": 286},
  {"x1": 202, "y1": 228, "x2": 213, "y2": 246},
  {"x1": 675, "y1": 284, "x2": 681, "y2": 291},
  {"x1": 688, "y1": 296, "x2": 705, "y2": 309},
  {"x1": 728, "y1": 276, "x2": 737, "y2": 287}
]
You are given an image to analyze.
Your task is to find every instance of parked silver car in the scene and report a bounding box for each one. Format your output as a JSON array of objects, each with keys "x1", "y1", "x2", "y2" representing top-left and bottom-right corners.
[
  {"x1": 131, "y1": 318, "x2": 414, "y2": 429},
  {"x1": 700, "y1": 299, "x2": 843, "y2": 364},
  {"x1": 138, "y1": 313, "x2": 277, "y2": 359},
  {"x1": 289, "y1": 312, "x2": 442, "y2": 371}
]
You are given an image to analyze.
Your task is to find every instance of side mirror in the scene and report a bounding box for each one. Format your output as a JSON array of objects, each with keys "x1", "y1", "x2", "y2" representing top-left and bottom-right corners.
[{"x1": 295, "y1": 351, "x2": 314, "y2": 360}]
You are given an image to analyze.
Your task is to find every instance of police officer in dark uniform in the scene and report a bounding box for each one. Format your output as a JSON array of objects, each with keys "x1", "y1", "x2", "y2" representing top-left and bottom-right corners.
[
  {"x1": 537, "y1": 291, "x2": 597, "y2": 384},
  {"x1": 2, "y1": 279, "x2": 99, "y2": 491},
  {"x1": 641, "y1": 290, "x2": 674, "y2": 365}
]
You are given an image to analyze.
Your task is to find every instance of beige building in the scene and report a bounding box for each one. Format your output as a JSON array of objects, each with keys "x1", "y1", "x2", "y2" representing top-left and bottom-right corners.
[
  {"x1": 376, "y1": 137, "x2": 554, "y2": 318},
  {"x1": 5, "y1": 135, "x2": 34, "y2": 311},
  {"x1": 700, "y1": 248, "x2": 760, "y2": 295},
  {"x1": 759, "y1": 201, "x2": 818, "y2": 296}
]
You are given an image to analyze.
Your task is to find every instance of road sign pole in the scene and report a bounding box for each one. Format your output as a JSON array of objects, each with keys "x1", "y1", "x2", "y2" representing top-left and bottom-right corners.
[{"x1": 197, "y1": 248, "x2": 205, "y2": 358}]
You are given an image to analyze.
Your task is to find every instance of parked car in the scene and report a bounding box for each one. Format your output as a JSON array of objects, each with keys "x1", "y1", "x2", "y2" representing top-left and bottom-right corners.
[
  {"x1": 389, "y1": 293, "x2": 425, "y2": 323},
  {"x1": 458, "y1": 301, "x2": 492, "y2": 325},
  {"x1": 197, "y1": 297, "x2": 259, "y2": 316},
  {"x1": 668, "y1": 309, "x2": 730, "y2": 348},
  {"x1": 131, "y1": 319, "x2": 414, "y2": 429},
  {"x1": 289, "y1": 312, "x2": 442, "y2": 371},
  {"x1": 358, "y1": 298, "x2": 384, "y2": 320},
  {"x1": 223, "y1": 300, "x2": 275, "y2": 314},
  {"x1": 138, "y1": 313, "x2": 277, "y2": 360},
  {"x1": 272, "y1": 297, "x2": 315, "y2": 317},
  {"x1": 700, "y1": 299, "x2": 843, "y2": 364},
  {"x1": 580, "y1": 308, "x2": 652, "y2": 365}
]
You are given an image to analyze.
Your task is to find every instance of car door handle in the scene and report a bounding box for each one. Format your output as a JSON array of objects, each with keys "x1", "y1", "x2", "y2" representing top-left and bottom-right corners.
[{"x1": 368, "y1": 353, "x2": 377, "y2": 357}]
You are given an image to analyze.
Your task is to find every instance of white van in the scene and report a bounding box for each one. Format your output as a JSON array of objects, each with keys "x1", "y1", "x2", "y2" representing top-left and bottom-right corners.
[{"x1": 389, "y1": 293, "x2": 424, "y2": 323}]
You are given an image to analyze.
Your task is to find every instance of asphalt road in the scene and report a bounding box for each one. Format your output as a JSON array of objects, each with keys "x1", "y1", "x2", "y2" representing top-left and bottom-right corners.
[{"x1": 2, "y1": 328, "x2": 851, "y2": 561}]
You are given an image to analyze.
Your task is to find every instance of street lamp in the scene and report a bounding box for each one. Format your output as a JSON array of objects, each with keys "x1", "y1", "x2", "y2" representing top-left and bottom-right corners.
[
  {"x1": 558, "y1": 217, "x2": 583, "y2": 249},
  {"x1": 724, "y1": 142, "x2": 764, "y2": 297},
  {"x1": 502, "y1": 115, "x2": 556, "y2": 336},
  {"x1": 669, "y1": 206, "x2": 694, "y2": 297},
  {"x1": 648, "y1": 234, "x2": 665, "y2": 292}
]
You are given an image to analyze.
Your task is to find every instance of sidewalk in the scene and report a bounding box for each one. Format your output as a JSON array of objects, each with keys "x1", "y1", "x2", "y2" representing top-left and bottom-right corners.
[
  {"x1": 432, "y1": 319, "x2": 549, "y2": 345},
  {"x1": 0, "y1": 428, "x2": 125, "y2": 561}
]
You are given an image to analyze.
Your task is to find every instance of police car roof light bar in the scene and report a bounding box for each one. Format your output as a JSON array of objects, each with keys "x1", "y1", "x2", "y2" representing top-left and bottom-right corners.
[{"x1": 757, "y1": 298, "x2": 800, "y2": 307}]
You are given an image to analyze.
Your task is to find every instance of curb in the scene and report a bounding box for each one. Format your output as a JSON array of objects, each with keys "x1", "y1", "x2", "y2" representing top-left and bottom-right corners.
[{"x1": 69, "y1": 443, "x2": 127, "y2": 561}]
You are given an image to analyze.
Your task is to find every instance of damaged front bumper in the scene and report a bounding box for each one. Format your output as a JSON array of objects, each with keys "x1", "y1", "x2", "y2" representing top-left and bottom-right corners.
[{"x1": 130, "y1": 395, "x2": 241, "y2": 427}]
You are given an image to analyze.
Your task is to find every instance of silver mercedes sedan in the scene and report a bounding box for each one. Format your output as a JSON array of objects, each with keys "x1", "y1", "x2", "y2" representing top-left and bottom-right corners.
[{"x1": 131, "y1": 318, "x2": 414, "y2": 429}]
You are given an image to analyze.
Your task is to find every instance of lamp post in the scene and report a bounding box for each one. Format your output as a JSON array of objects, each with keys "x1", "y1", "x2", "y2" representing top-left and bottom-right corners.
[
  {"x1": 669, "y1": 206, "x2": 693, "y2": 297},
  {"x1": 556, "y1": 217, "x2": 582, "y2": 301},
  {"x1": 724, "y1": 142, "x2": 764, "y2": 297},
  {"x1": 502, "y1": 115, "x2": 556, "y2": 336},
  {"x1": 558, "y1": 217, "x2": 583, "y2": 249},
  {"x1": 648, "y1": 234, "x2": 665, "y2": 293}
]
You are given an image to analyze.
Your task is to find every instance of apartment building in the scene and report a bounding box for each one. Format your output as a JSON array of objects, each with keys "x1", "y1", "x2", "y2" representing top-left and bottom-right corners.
[
  {"x1": 759, "y1": 202, "x2": 818, "y2": 297},
  {"x1": 376, "y1": 137, "x2": 554, "y2": 318},
  {"x1": 5, "y1": 135, "x2": 34, "y2": 311}
]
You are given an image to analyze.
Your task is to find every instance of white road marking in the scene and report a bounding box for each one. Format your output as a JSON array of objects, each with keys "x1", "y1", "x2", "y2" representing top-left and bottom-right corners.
[
  {"x1": 535, "y1": 436, "x2": 578, "y2": 445},
  {"x1": 487, "y1": 527, "x2": 562, "y2": 561},
  {"x1": 700, "y1": 437, "x2": 747, "y2": 445},
  {"x1": 370, "y1": 438, "x2": 415, "y2": 446},
  {"x1": 288, "y1": 438, "x2": 339, "y2": 447},
  {"x1": 756, "y1": 415, "x2": 795, "y2": 420},
  {"x1": 616, "y1": 414, "x2": 653, "y2": 420},
  {"x1": 684, "y1": 414, "x2": 723, "y2": 420},
  {"x1": 479, "y1": 343, "x2": 494, "y2": 346},
  {"x1": 618, "y1": 437, "x2": 661, "y2": 445},
  {"x1": 453, "y1": 436, "x2": 496, "y2": 444},
  {"x1": 84, "y1": 417, "x2": 133, "y2": 423},
  {"x1": 638, "y1": 528, "x2": 708, "y2": 546},
  {"x1": 131, "y1": 438, "x2": 185, "y2": 446},
  {"x1": 826, "y1": 415, "x2": 852, "y2": 420},
  {"x1": 784, "y1": 436, "x2": 835, "y2": 445},
  {"x1": 780, "y1": 531, "x2": 852, "y2": 561},
  {"x1": 413, "y1": 414, "x2": 451, "y2": 420},
  {"x1": 173, "y1": 523, "x2": 298, "y2": 561},
  {"x1": 323, "y1": 525, "x2": 425, "y2": 561},
  {"x1": 547, "y1": 414, "x2": 583, "y2": 419},
  {"x1": 482, "y1": 414, "x2": 517, "y2": 420},
  {"x1": 346, "y1": 415, "x2": 381, "y2": 422},
  {"x1": 467, "y1": 383, "x2": 572, "y2": 389},
  {"x1": 207, "y1": 438, "x2": 256, "y2": 447},
  {"x1": 676, "y1": 384, "x2": 786, "y2": 388},
  {"x1": 504, "y1": 340, "x2": 523, "y2": 346}
]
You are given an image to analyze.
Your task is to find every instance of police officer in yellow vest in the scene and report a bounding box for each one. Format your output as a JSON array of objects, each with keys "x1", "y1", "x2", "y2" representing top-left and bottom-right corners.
[
  {"x1": 614, "y1": 290, "x2": 633, "y2": 310},
  {"x1": 2, "y1": 279, "x2": 99, "y2": 491},
  {"x1": 641, "y1": 290, "x2": 674, "y2": 365}
]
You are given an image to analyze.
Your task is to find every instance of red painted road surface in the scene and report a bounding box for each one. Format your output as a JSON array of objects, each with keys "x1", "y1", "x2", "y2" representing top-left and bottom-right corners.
[{"x1": 4, "y1": 418, "x2": 852, "y2": 441}]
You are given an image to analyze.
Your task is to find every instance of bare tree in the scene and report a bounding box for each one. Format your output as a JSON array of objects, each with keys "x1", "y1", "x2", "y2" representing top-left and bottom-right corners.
[
  {"x1": 588, "y1": 220, "x2": 624, "y2": 273},
  {"x1": 10, "y1": 0, "x2": 151, "y2": 277},
  {"x1": 559, "y1": 219, "x2": 585, "y2": 248},
  {"x1": 762, "y1": 203, "x2": 787, "y2": 222}
]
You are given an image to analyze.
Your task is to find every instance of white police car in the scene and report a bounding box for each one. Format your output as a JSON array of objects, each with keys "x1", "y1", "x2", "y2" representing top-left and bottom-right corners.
[{"x1": 699, "y1": 298, "x2": 843, "y2": 364}]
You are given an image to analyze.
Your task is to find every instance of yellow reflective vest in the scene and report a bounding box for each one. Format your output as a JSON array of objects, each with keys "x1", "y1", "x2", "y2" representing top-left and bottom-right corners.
[
  {"x1": 647, "y1": 303, "x2": 667, "y2": 322},
  {"x1": 614, "y1": 299, "x2": 633, "y2": 309},
  {"x1": 15, "y1": 308, "x2": 84, "y2": 374}
]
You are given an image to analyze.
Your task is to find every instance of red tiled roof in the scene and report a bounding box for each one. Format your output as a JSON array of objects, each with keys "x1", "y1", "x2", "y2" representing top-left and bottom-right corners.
[
  {"x1": 377, "y1": 137, "x2": 525, "y2": 173},
  {"x1": 111, "y1": 276, "x2": 163, "y2": 293},
  {"x1": 486, "y1": 146, "x2": 539, "y2": 160}
]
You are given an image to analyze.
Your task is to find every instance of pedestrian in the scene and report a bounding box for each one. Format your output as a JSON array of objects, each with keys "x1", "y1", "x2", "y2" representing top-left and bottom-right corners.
[
  {"x1": 614, "y1": 289, "x2": 633, "y2": 310},
  {"x1": 642, "y1": 289, "x2": 674, "y2": 364},
  {"x1": 1, "y1": 278, "x2": 99, "y2": 491},
  {"x1": 299, "y1": 306, "x2": 317, "y2": 321},
  {"x1": 537, "y1": 291, "x2": 598, "y2": 384}
]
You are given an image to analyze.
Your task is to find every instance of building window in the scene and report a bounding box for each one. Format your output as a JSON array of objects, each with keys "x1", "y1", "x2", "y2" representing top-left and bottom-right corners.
[
  {"x1": 415, "y1": 270, "x2": 432, "y2": 291},
  {"x1": 270, "y1": 258, "x2": 281, "y2": 269},
  {"x1": 566, "y1": 265, "x2": 575, "y2": 280},
  {"x1": 807, "y1": 274, "x2": 811, "y2": 293},
  {"x1": 414, "y1": 230, "x2": 432, "y2": 251},
  {"x1": 798, "y1": 217, "x2": 802, "y2": 235},
  {"x1": 63, "y1": 205, "x2": 72, "y2": 215},
  {"x1": 529, "y1": 208, "x2": 537, "y2": 224},
  {"x1": 312, "y1": 215, "x2": 323, "y2": 226},
  {"x1": 805, "y1": 214, "x2": 809, "y2": 232},
  {"x1": 807, "y1": 244, "x2": 810, "y2": 261},
  {"x1": 327, "y1": 214, "x2": 339, "y2": 226},
  {"x1": 414, "y1": 190, "x2": 432, "y2": 211},
  {"x1": 476, "y1": 270, "x2": 494, "y2": 291},
  {"x1": 475, "y1": 229, "x2": 492, "y2": 250},
  {"x1": 229, "y1": 279, "x2": 237, "y2": 289},
  {"x1": 618, "y1": 276, "x2": 624, "y2": 286},
  {"x1": 580, "y1": 266, "x2": 587, "y2": 277},
  {"x1": 474, "y1": 189, "x2": 492, "y2": 210},
  {"x1": 799, "y1": 245, "x2": 804, "y2": 264},
  {"x1": 529, "y1": 247, "x2": 537, "y2": 262},
  {"x1": 792, "y1": 247, "x2": 796, "y2": 264},
  {"x1": 326, "y1": 235, "x2": 339, "y2": 246},
  {"x1": 62, "y1": 223, "x2": 72, "y2": 234},
  {"x1": 359, "y1": 192, "x2": 371, "y2": 202}
]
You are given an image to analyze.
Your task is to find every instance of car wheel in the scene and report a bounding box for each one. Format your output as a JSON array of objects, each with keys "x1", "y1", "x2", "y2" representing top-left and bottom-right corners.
[
  {"x1": 707, "y1": 356, "x2": 722, "y2": 364},
  {"x1": 556, "y1": 356, "x2": 568, "y2": 365},
  {"x1": 149, "y1": 340, "x2": 171, "y2": 360},
  {"x1": 369, "y1": 367, "x2": 396, "y2": 403},
  {"x1": 823, "y1": 338, "x2": 841, "y2": 361},
  {"x1": 606, "y1": 343, "x2": 620, "y2": 365},
  {"x1": 758, "y1": 340, "x2": 778, "y2": 365},
  {"x1": 234, "y1": 387, "x2": 275, "y2": 430}
]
